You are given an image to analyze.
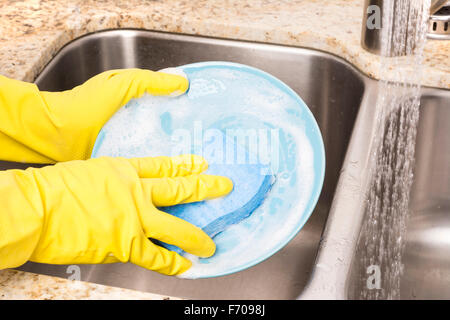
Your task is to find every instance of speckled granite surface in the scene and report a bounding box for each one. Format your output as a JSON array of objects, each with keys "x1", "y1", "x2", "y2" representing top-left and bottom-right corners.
[
  {"x1": 0, "y1": 0, "x2": 449, "y2": 300},
  {"x1": 0, "y1": 0, "x2": 449, "y2": 88},
  {"x1": 0, "y1": 270, "x2": 178, "y2": 300}
]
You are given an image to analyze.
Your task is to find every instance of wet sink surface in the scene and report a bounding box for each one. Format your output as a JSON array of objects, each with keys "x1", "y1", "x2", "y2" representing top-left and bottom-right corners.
[
  {"x1": 346, "y1": 90, "x2": 450, "y2": 299},
  {"x1": 301, "y1": 84, "x2": 450, "y2": 299},
  {"x1": 400, "y1": 92, "x2": 450, "y2": 299},
  {"x1": 7, "y1": 29, "x2": 365, "y2": 299}
]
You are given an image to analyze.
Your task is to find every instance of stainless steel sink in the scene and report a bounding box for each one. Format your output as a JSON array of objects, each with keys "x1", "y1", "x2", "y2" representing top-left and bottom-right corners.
[
  {"x1": 8, "y1": 29, "x2": 364, "y2": 299},
  {"x1": 400, "y1": 93, "x2": 450, "y2": 299},
  {"x1": 4, "y1": 29, "x2": 449, "y2": 299},
  {"x1": 301, "y1": 82, "x2": 450, "y2": 299},
  {"x1": 346, "y1": 91, "x2": 450, "y2": 299}
]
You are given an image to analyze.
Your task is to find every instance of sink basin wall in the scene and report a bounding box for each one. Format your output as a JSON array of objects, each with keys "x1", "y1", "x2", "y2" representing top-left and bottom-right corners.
[
  {"x1": 301, "y1": 82, "x2": 450, "y2": 299},
  {"x1": 9, "y1": 30, "x2": 366, "y2": 299},
  {"x1": 401, "y1": 92, "x2": 450, "y2": 299},
  {"x1": 347, "y1": 90, "x2": 450, "y2": 299}
]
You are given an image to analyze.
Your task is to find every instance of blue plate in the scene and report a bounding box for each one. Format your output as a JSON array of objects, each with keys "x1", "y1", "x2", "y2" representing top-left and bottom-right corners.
[{"x1": 91, "y1": 61, "x2": 325, "y2": 278}]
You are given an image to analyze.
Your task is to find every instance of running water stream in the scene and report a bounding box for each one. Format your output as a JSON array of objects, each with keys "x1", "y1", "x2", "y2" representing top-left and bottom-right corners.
[{"x1": 356, "y1": 0, "x2": 431, "y2": 299}]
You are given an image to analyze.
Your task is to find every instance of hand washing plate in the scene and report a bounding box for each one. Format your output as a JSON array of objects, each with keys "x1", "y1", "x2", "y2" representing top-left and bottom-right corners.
[{"x1": 91, "y1": 61, "x2": 325, "y2": 279}]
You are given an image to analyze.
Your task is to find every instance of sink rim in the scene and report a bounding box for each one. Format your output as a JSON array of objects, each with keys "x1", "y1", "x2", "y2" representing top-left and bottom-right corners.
[{"x1": 35, "y1": 28, "x2": 374, "y2": 87}]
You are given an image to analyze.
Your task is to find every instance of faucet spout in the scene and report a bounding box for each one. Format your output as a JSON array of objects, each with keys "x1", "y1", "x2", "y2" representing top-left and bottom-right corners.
[
  {"x1": 430, "y1": 0, "x2": 448, "y2": 14},
  {"x1": 361, "y1": 0, "x2": 449, "y2": 56}
]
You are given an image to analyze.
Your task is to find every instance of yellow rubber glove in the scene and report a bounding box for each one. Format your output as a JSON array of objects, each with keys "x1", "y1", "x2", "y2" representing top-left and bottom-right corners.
[
  {"x1": 0, "y1": 154, "x2": 233, "y2": 275},
  {"x1": 0, "y1": 69, "x2": 188, "y2": 163}
]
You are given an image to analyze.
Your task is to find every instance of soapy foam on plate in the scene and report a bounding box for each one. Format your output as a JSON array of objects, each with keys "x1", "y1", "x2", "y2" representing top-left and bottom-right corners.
[{"x1": 92, "y1": 63, "x2": 320, "y2": 278}]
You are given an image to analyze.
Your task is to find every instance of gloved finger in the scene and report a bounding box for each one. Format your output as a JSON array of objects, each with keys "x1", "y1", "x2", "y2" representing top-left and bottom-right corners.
[
  {"x1": 140, "y1": 208, "x2": 216, "y2": 257},
  {"x1": 142, "y1": 174, "x2": 233, "y2": 207},
  {"x1": 157, "y1": 67, "x2": 188, "y2": 93},
  {"x1": 129, "y1": 234, "x2": 191, "y2": 275},
  {"x1": 145, "y1": 70, "x2": 189, "y2": 97},
  {"x1": 106, "y1": 68, "x2": 188, "y2": 98},
  {"x1": 100, "y1": 68, "x2": 189, "y2": 98},
  {"x1": 62, "y1": 69, "x2": 188, "y2": 114},
  {"x1": 128, "y1": 154, "x2": 208, "y2": 178}
]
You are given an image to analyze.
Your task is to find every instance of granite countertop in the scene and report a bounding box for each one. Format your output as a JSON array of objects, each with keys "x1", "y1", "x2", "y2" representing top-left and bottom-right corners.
[
  {"x1": 0, "y1": 270, "x2": 178, "y2": 300},
  {"x1": 0, "y1": 0, "x2": 449, "y2": 300},
  {"x1": 1, "y1": 0, "x2": 449, "y2": 88}
]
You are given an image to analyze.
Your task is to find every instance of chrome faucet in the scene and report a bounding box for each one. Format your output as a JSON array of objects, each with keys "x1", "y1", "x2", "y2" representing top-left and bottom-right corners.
[{"x1": 362, "y1": 0, "x2": 450, "y2": 56}]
